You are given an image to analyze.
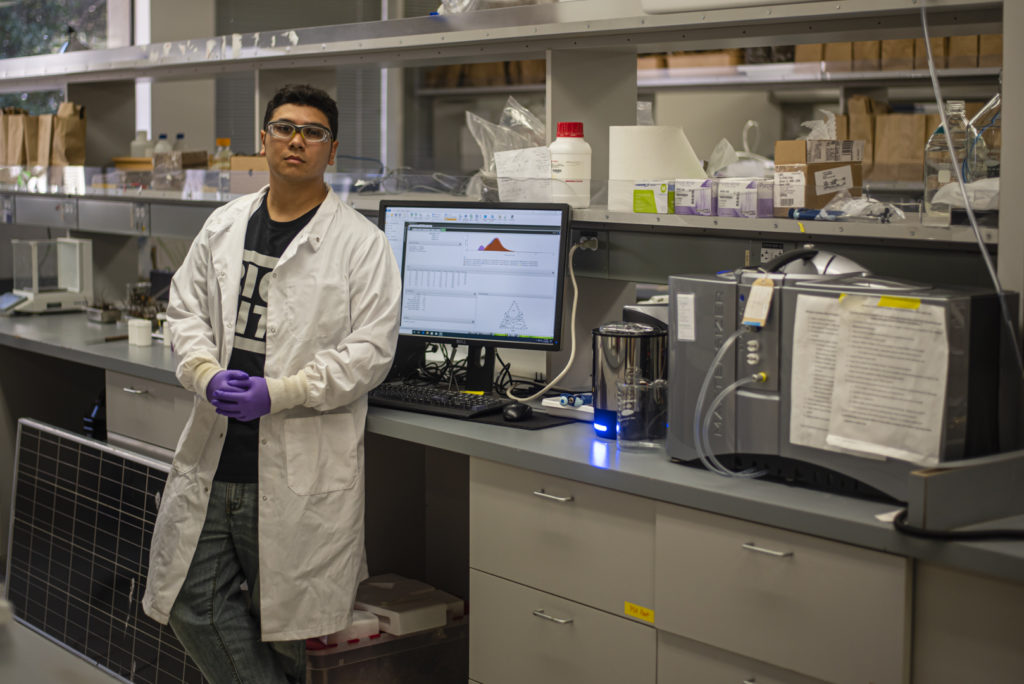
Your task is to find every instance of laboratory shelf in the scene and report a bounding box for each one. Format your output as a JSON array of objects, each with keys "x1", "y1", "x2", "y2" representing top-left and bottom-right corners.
[
  {"x1": 0, "y1": 0, "x2": 1001, "y2": 93},
  {"x1": 636, "y1": 64, "x2": 1002, "y2": 90}
]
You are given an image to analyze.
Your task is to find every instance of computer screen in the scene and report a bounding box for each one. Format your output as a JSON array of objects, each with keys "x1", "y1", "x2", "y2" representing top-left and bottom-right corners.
[{"x1": 378, "y1": 200, "x2": 571, "y2": 390}]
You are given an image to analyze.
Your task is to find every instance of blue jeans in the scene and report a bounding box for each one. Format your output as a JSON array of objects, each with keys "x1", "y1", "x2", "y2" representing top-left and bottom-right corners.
[{"x1": 168, "y1": 481, "x2": 306, "y2": 684}]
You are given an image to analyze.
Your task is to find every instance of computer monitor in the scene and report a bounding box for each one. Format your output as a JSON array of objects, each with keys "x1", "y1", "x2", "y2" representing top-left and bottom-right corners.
[{"x1": 378, "y1": 200, "x2": 571, "y2": 391}]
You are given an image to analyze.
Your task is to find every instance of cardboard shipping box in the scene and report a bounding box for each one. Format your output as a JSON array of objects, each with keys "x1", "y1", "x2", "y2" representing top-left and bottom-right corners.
[
  {"x1": 794, "y1": 43, "x2": 824, "y2": 63},
  {"x1": 823, "y1": 42, "x2": 853, "y2": 71},
  {"x1": 775, "y1": 139, "x2": 865, "y2": 165},
  {"x1": 979, "y1": 34, "x2": 1002, "y2": 68},
  {"x1": 774, "y1": 161, "x2": 862, "y2": 217},
  {"x1": 853, "y1": 41, "x2": 881, "y2": 71},
  {"x1": 914, "y1": 37, "x2": 948, "y2": 69},
  {"x1": 948, "y1": 35, "x2": 979, "y2": 68},
  {"x1": 229, "y1": 155, "x2": 269, "y2": 194},
  {"x1": 881, "y1": 39, "x2": 915, "y2": 71}
]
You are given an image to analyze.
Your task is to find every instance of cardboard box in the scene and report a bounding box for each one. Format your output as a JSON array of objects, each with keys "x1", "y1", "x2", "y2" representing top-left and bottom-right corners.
[
  {"x1": 979, "y1": 34, "x2": 1002, "y2": 68},
  {"x1": 847, "y1": 94, "x2": 876, "y2": 116},
  {"x1": 229, "y1": 155, "x2": 269, "y2": 194},
  {"x1": 674, "y1": 178, "x2": 717, "y2": 216},
  {"x1": 823, "y1": 42, "x2": 853, "y2": 71},
  {"x1": 914, "y1": 37, "x2": 948, "y2": 69},
  {"x1": 948, "y1": 35, "x2": 979, "y2": 68},
  {"x1": 794, "y1": 43, "x2": 824, "y2": 63},
  {"x1": 775, "y1": 139, "x2": 865, "y2": 165},
  {"x1": 834, "y1": 114, "x2": 849, "y2": 141},
  {"x1": 774, "y1": 162, "x2": 862, "y2": 217},
  {"x1": 853, "y1": 41, "x2": 881, "y2": 70},
  {"x1": 717, "y1": 178, "x2": 773, "y2": 218},
  {"x1": 882, "y1": 39, "x2": 915, "y2": 71},
  {"x1": 871, "y1": 114, "x2": 927, "y2": 181},
  {"x1": 666, "y1": 49, "x2": 743, "y2": 68},
  {"x1": 637, "y1": 54, "x2": 667, "y2": 70}
]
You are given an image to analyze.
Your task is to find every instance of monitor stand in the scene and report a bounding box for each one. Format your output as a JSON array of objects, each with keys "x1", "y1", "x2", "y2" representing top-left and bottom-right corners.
[{"x1": 465, "y1": 344, "x2": 496, "y2": 393}]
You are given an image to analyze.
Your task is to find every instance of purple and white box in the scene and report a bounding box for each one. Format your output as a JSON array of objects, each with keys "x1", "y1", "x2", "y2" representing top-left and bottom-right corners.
[
  {"x1": 674, "y1": 178, "x2": 718, "y2": 216},
  {"x1": 716, "y1": 178, "x2": 773, "y2": 218}
]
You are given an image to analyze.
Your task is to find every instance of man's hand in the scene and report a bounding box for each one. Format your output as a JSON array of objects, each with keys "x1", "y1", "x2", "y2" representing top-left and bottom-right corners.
[
  {"x1": 206, "y1": 370, "x2": 251, "y2": 403},
  {"x1": 211, "y1": 376, "x2": 271, "y2": 423}
]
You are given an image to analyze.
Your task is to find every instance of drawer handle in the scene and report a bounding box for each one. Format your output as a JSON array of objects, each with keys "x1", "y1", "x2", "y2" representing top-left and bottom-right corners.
[
  {"x1": 532, "y1": 489, "x2": 574, "y2": 503},
  {"x1": 532, "y1": 609, "x2": 573, "y2": 625},
  {"x1": 743, "y1": 680, "x2": 756, "y2": 684},
  {"x1": 122, "y1": 386, "x2": 149, "y2": 395},
  {"x1": 741, "y1": 542, "x2": 793, "y2": 558}
]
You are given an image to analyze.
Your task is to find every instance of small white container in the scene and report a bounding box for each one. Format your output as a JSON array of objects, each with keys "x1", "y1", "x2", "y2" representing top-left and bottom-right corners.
[
  {"x1": 550, "y1": 121, "x2": 592, "y2": 208},
  {"x1": 128, "y1": 318, "x2": 152, "y2": 346}
]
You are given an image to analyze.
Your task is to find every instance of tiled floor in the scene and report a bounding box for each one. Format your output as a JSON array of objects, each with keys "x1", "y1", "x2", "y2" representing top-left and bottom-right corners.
[{"x1": 0, "y1": 621, "x2": 121, "y2": 683}]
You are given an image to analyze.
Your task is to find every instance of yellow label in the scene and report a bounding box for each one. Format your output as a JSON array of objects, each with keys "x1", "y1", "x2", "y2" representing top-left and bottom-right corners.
[
  {"x1": 877, "y1": 296, "x2": 921, "y2": 310},
  {"x1": 798, "y1": 221, "x2": 806, "y2": 233},
  {"x1": 624, "y1": 601, "x2": 655, "y2": 623},
  {"x1": 460, "y1": 390, "x2": 484, "y2": 395}
]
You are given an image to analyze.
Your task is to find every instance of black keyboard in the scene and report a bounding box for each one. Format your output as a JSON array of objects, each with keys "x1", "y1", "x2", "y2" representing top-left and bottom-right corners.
[{"x1": 368, "y1": 382, "x2": 513, "y2": 419}]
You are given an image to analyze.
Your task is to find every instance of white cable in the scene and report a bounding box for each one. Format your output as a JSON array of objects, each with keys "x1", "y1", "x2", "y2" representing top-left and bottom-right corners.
[
  {"x1": 507, "y1": 243, "x2": 580, "y2": 402},
  {"x1": 692, "y1": 327, "x2": 757, "y2": 476},
  {"x1": 700, "y1": 374, "x2": 767, "y2": 478},
  {"x1": 920, "y1": 1, "x2": 1024, "y2": 380}
]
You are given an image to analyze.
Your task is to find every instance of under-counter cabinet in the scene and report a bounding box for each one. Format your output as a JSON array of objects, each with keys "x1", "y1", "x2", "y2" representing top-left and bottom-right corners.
[
  {"x1": 469, "y1": 458, "x2": 657, "y2": 684},
  {"x1": 104, "y1": 369, "x2": 192, "y2": 460},
  {"x1": 655, "y1": 503, "x2": 911, "y2": 684}
]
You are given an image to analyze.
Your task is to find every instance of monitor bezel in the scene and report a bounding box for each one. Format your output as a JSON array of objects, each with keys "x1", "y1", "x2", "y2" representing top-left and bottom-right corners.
[{"x1": 377, "y1": 199, "x2": 572, "y2": 353}]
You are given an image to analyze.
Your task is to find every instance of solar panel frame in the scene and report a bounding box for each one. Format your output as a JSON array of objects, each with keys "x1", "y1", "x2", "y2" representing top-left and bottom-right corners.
[{"x1": 5, "y1": 418, "x2": 206, "y2": 684}]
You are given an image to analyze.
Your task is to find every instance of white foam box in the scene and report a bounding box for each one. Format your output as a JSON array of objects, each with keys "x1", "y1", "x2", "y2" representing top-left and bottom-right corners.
[
  {"x1": 353, "y1": 573, "x2": 464, "y2": 636},
  {"x1": 323, "y1": 609, "x2": 380, "y2": 645}
]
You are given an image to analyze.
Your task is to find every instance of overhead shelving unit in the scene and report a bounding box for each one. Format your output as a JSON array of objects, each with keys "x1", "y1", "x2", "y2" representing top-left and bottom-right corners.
[{"x1": 0, "y1": 0, "x2": 1017, "y2": 305}]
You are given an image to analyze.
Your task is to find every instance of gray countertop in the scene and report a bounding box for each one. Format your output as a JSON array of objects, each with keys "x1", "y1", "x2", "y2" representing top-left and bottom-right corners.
[{"x1": 3, "y1": 312, "x2": 1023, "y2": 584}]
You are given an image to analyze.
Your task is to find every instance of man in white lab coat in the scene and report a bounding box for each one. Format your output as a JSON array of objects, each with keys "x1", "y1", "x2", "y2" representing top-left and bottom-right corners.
[{"x1": 141, "y1": 84, "x2": 402, "y2": 683}]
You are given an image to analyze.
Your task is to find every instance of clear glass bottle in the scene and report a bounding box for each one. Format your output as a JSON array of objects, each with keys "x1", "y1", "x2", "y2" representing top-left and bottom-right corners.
[
  {"x1": 173, "y1": 132, "x2": 186, "y2": 152},
  {"x1": 922, "y1": 100, "x2": 986, "y2": 225},
  {"x1": 969, "y1": 92, "x2": 1000, "y2": 179},
  {"x1": 211, "y1": 138, "x2": 233, "y2": 193},
  {"x1": 152, "y1": 134, "x2": 173, "y2": 190}
]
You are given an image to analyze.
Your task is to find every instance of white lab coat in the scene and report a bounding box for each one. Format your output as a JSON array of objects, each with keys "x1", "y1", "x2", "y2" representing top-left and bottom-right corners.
[{"x1": 141, "y1": 187, "x2": 401, "y2": 641}]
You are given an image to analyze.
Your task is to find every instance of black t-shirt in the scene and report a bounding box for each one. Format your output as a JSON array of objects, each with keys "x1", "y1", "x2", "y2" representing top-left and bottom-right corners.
[{"x1": 214, "y1": 197, "x2": 321, "y2": 482}]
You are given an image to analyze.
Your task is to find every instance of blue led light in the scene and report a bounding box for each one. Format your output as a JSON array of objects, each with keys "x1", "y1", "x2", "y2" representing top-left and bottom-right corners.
[{"x1": 594, "y1": 423, "x2": 609, "y2": 432}]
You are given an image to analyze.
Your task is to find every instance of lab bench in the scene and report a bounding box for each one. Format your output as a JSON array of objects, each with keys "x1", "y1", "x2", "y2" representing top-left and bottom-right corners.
[{"x1": 1, "y1": 313, "x2": 1023, "y2": 683}]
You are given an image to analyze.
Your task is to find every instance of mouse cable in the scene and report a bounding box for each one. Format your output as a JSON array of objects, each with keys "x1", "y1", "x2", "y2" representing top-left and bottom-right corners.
[
  {"x1": 893, "y1": 509, "x2": 1024, "y2": 541},
  {"x1": 507, "y1": 241, "x2": 582, "y2": 403}
]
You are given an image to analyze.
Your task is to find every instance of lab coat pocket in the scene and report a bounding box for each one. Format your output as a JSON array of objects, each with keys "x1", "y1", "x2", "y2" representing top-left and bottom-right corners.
[{"x1": 283, "y1": 412, "x2": 358, "y2": 495}]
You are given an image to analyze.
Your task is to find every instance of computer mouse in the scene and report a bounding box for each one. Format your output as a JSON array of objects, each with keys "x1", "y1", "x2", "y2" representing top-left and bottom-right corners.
[{"x1": 503, "y1": 402, "x2": 533, "y2": 422}]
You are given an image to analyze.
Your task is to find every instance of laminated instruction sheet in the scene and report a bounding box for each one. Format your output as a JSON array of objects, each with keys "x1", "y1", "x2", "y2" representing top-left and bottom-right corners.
[{"x1": 789, "y1": 294, "x2": 949, "y2": 465}]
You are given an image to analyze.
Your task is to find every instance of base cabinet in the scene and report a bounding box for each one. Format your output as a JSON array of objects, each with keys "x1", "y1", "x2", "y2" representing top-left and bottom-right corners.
[
  {"x1": 469, "y1": 569, "x2": 656, "y2": 684},
  {"x1": 658, "y1": 630, "x2": 826, "y2": 684},
  {"x1": 912, "y1": 563, "x2": 1024, "y2": 683}
]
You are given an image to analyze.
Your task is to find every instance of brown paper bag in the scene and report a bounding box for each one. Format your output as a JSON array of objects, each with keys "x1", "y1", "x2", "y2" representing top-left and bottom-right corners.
[
  {"x1": 23, "y1": 116, "x2": 41, "y2": 167},
  {"x1": 36, "y1": 114, "x2": 54, "y2": 169},
  {"x1": 51, "y1": 101, "x2": 87, "y2": 166},
  {"x1": 871, "y1": 114, "x2": 926, "y2": 181},
  {"x1": 0, "y1": 112, "x2": 7, "y2": 166},
  {"x1": 849, "y1": 114, "x2": 875, "y2": 176},
  {"x1": 7, "y1": 113, "x2": 28, "y2": 166}
]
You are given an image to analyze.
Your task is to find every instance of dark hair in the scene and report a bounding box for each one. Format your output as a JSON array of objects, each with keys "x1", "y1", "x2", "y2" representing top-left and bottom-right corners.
[{"x1": 262, "y1": 84, "x2": 338, "y2": 141}]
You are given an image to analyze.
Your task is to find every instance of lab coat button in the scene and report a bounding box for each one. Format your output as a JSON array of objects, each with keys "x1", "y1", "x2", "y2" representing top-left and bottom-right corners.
[
  {"x1": 262, "y1": 495, "x2": 268, "y2": 502},
  {"x1": 261, "y1": 439, "x2": 268, "y2": 446},
  {"x1": 269, "y1": 326, "x2": 277, "y2": 334}
]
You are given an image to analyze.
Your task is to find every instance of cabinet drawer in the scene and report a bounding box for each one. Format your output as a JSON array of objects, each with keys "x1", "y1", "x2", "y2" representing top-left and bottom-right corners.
[
  {"x1": 105, "y1": 371, "x2": 192, "y2": 451},
  {"x1": 655, "y1": 503, "x2": 910, "y2": 684},
  {"x1": 470, "y1": 458, "x2": 654, "y2": 617},
  {"x1": 658, "y1": 630, "x2": 825, "y2": 684},
  {"x1": 469, "y1": 569, "x2": 655, "y2": 684}
]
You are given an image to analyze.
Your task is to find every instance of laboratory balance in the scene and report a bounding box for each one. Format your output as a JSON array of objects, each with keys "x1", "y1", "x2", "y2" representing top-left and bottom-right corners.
[{"x1": 0, "y1": 238, "x2": 93, "y2": 314}]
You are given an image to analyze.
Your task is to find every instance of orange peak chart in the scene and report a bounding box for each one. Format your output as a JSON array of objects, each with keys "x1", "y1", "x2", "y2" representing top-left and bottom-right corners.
[{"x1": 479, "y1": 237, "x2": 512, "y2": 252}]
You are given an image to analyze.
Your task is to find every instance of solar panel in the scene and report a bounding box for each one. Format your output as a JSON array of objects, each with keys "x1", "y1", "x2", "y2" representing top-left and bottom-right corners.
[{"x1": 5, "y1": 418, "x2": 206, "y2": 684}]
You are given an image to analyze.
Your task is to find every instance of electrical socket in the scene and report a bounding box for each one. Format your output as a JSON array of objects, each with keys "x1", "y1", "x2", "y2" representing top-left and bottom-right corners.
[{"x1": 578, "y1": 235, "x2": 599, "y2": 251}]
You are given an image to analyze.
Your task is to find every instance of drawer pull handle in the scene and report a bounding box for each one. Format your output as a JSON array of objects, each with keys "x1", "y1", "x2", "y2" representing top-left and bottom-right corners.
[
  {"x1": 741, "y1": 542, "x2": 793, "y2": 558},
  {"x1": 532, "y1": 609, "x2": 573, "y2": 625},
  {"x1": 743, "y1": 680, "x2": 756, "y2": 684},
  {"x1": 532, "y1": 489, "x2": 574, "y2": 503},
  {"x1": 122, "y1": 387, "x2": 149, "y2": 395}
]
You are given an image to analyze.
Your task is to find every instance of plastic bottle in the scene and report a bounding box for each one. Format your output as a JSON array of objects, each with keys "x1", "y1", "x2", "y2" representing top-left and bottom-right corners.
[
  {"x1": 211, "y1": 137, "x2": 233, "y2": 170},
  {"x1": 550, "y1": 121, "x2": 592, "y2": 209},
  {"x1": 969, "y1": 92, "x2": 1000, "y2": 179},
  {"x1": 152, "y1": 133, "x2": 182, "y2": 190},
  {"x1": 173, "y1": 132, "x2": 186, "y2": 152},
  {"x1": 922, "y1": 100, "x2": 985, "y2": 225},
  {"x1": 129, "y1": 130, "x2": 149, "y2": 158}
]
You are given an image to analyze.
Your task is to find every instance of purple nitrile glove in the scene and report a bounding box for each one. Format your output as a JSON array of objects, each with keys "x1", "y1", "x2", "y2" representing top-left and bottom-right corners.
[
  {"x1": 211, "y1": 376, "x2": 271, "y2": 423},
  {"x1": 206, "y1": 369, "x2": 250, "y2": 403}
]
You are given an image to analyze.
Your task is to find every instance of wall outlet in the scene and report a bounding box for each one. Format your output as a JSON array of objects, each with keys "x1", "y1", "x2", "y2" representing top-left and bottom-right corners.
[{"x1": 759, "y1": 240, "x2": 785, "y2": 265}]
